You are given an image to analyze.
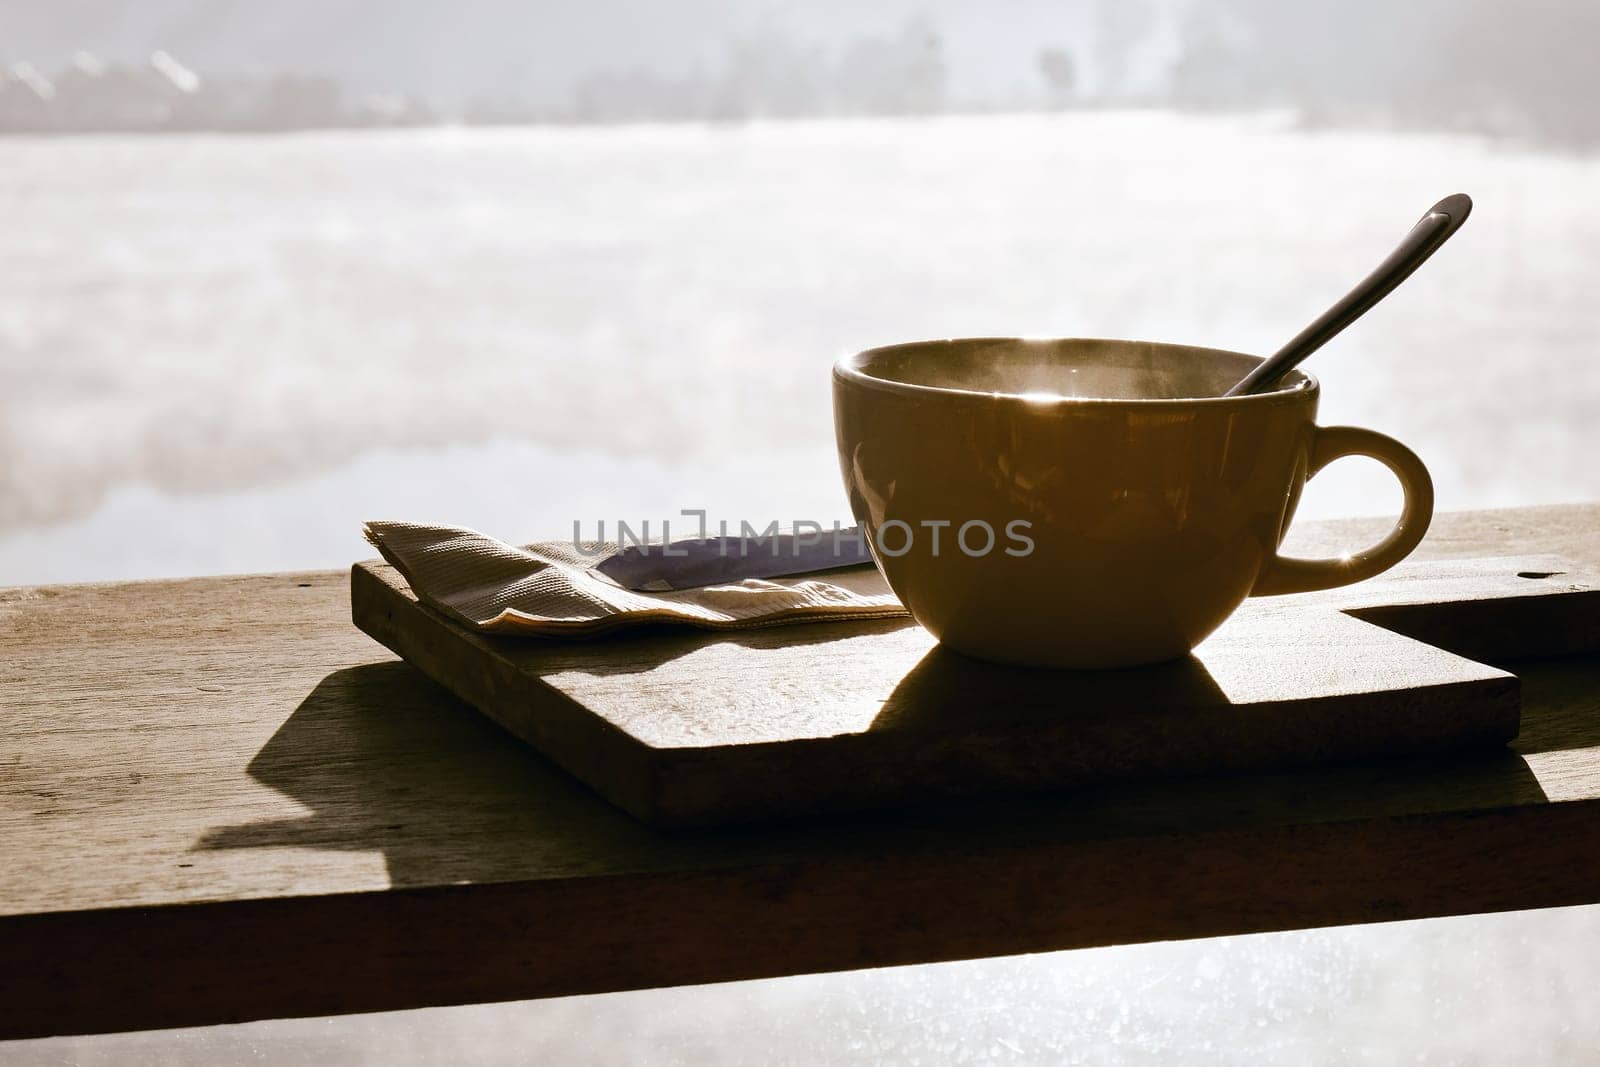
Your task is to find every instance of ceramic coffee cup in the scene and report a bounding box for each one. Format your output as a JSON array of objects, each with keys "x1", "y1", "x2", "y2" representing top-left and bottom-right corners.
[{"x1": 832, "y1": 338, "x2": 1433, "y2": 669}]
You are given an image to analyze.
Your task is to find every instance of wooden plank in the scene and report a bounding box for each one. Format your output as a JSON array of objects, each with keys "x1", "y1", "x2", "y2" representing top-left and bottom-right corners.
[
  {"x1": 1, "y1": 504, "x2": 1599, "y2": 1039},
  {"x1": 350, "y1": 554, "x2": 1600, "y2": 826}
]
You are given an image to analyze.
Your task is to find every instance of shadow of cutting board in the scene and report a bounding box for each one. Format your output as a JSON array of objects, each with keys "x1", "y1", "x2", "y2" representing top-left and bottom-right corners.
[{"x1": 352, "y1": 555, "x2": 1600, "y2": 828}]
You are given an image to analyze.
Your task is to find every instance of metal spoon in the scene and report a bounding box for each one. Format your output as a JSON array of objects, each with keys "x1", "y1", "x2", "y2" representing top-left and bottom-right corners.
[{"x1": 1226, "y1": 193, "x2": 1473, "y2": 397}]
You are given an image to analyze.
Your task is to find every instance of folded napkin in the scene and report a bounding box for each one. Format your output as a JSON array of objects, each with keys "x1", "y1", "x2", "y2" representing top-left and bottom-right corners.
[{"x1": 364, "y1": 520, "x2": 907, "y2": 638}]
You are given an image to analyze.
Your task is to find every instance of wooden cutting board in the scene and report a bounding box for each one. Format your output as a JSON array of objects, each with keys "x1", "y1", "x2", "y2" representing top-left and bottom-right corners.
[{"x1": 351, "y1": 554, "x2": 1600, "y2": 827}]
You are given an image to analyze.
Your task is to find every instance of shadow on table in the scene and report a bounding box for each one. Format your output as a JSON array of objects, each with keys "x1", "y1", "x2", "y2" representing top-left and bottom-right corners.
[
  {"x1": 191, "y1": 642, "x2": 1566, "y2": 891},
  {"x1": 870, "y1": 645, "x2": 1229, "y2": 733},
  {"x1": 1505, "y1": 656, "x2": 1600, "y2": 755},
  {"x1": 192, "y1": 662, "x2": 676, "y2": 887}
]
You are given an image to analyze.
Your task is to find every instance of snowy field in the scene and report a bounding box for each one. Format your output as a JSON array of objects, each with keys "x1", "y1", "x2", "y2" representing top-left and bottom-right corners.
[{"x1": 2, "y1": 112, "x2": 1597, "y2": 583}]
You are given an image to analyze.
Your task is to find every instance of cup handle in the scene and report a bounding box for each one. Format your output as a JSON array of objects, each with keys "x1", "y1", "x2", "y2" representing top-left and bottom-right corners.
[{"x1": 1251, "y1": 425, "x2": 1434, "y2": 596}]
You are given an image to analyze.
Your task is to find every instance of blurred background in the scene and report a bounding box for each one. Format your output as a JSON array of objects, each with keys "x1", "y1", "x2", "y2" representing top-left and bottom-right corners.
[{"x1": 3, "y1": 1, "x2": 1598, "y2": 1063}]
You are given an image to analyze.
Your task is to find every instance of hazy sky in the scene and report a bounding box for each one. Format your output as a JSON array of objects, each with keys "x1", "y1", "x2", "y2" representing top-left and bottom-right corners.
[{"x1": 0, "y1": 1, "x2": 1138, "y2": 105}]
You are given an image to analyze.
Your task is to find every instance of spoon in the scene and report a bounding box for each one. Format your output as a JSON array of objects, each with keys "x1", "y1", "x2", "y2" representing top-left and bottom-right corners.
[{"x1": 1225, "y1": 193, "x2": 1473, "y2": 397}]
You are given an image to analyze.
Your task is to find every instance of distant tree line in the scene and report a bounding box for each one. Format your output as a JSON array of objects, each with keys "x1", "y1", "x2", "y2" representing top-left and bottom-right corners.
[
  {"x1": 0, "y1": 51, "x2": 432, "y2": 134},
  {"x1": 474, "y1": 19, "x2": 950, "y2": 125},
  {"x1": 5, "y1": 2, "x2": 1600, "y2": 150}
]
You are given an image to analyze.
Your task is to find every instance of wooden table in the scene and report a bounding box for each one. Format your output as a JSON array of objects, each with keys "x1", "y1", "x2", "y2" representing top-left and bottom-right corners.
[{"x1": 4, "y1": 504, "x2": 1600, "y2": 1040}]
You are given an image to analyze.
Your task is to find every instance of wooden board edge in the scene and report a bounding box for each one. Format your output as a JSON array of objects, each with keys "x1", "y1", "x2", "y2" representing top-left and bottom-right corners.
[{"x1": 349, "y1": 561, "x2": 1528, "y2": 830}]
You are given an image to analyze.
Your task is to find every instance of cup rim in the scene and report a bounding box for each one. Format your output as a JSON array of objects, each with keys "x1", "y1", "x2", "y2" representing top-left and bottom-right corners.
[{"x1": 833, "y1": 337, "x2": 1319, "y2": 408}]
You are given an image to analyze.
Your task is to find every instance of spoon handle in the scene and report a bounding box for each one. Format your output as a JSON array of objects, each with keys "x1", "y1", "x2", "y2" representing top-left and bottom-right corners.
[{"x1": 1226, "y1": 193, "x2": 1473, "y2": 397}]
